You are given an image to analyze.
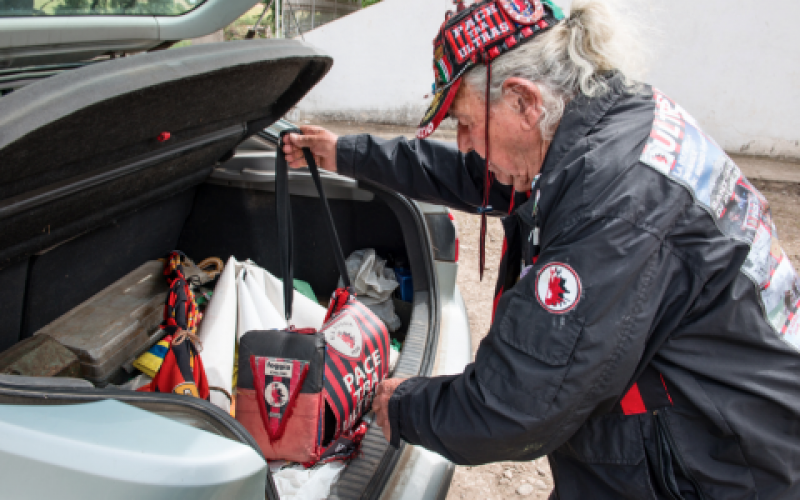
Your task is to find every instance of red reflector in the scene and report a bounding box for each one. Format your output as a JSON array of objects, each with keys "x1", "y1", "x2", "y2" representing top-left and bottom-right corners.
[
  {"x1": 157, "y1": 132, "x2": 171, "y2": 142},
  {"x1": 521, "y1": 27, "x2": 534, "y2": 37},
  {"x1": 448, "y1": 212, "x2": 459, "y2": 263}
]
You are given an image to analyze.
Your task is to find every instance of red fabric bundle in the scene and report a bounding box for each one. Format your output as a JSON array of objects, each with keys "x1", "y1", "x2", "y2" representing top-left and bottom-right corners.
[{"x1": 139, "y1": 252, "x2": 209, "y2": 399}]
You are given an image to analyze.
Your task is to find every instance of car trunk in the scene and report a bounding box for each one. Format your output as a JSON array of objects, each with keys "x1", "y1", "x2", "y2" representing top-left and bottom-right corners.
[{"x1": 0, "y1": 41, "x2": 440, "y2": 499}]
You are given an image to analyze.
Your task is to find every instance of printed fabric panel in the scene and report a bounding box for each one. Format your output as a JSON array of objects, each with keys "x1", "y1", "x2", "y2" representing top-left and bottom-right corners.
[
  {"x1": 322, "y1": 294, "x2": 390, "y2": 440},
  {"x1": 640, "y1": 89, "x2": 800, "y2": 349}
]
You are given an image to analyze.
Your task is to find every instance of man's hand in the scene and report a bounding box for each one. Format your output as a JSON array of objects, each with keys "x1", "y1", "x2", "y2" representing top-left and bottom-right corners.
[
  {"x1": 372, "y1": 378, "x2": 407, "y2": 443},
  {"x1": 282, "y1": 125, "x2": 339, "y2": 173}
]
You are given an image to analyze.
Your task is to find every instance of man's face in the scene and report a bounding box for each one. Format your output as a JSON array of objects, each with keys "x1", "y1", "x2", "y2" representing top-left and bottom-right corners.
[{"x1": 449, "y1": 81, "x2": 546, "y2": 193}]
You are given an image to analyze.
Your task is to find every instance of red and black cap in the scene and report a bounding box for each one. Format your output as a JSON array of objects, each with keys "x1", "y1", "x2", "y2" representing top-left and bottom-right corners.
[{"x1": 416, "y1": 0, "x2": 565, "y2": 139}]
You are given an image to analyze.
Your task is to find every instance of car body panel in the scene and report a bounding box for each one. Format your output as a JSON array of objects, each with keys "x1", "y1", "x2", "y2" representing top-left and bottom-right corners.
[
  {"x1": 0, "y1": 399, "x2": 267, "y2": 499},
  {"x1": 431, "y1": 274, "x2": 471, "y2": 377},
  {"x1": 0, "y1": 0, "x2": 263, "y2": 68},
  {"x1": 379, "y1": 445, "x2": 456, "y2": 500},
  {"x1": 378, "y1": 201, "x2": 471, "y2": 500},
  {"x1": 379, "y1": 278, "x2": 471, "y2": 500}
]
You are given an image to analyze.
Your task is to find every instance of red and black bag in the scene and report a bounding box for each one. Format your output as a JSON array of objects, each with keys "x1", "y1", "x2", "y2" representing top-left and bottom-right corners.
[{"x1": 235, "y1": 130, "x2": 390, "y2": 465}]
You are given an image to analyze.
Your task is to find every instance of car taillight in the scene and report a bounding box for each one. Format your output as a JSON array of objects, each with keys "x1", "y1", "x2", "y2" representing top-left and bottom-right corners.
[
  {"x1": 448, "y1": 211, "x2": 459, "y2": 263},
  {"x1": 424, "y1": 211, "x2": 458, "y2": 263}
]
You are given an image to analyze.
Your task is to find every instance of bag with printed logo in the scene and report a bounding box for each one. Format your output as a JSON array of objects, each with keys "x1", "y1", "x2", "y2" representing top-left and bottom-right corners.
[{"x1": 235, "y1": 130, "x2": 390, "y2": 465}]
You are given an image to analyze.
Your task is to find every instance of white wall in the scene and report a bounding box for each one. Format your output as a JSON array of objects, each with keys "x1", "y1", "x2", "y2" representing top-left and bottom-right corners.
[
  {"x1": 296, "y1": 0, "x2": 800, "y2": 159},
  {"x1": 294, "y1": 0, "x2": 452, "y2": 126},
  {"x1": 640, "y1": 0, "x2": 800, "y2": 159}
]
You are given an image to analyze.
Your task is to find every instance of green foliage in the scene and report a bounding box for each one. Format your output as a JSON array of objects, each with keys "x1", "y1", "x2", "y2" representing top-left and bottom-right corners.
[
  {"x1": 170, "y1": 39, "x2": 193, "y2": 49},
  {"x1": 362, "y1": 0, "x2": 382, "y2": 6},
  {"x1": 224, "y1": 1, "x2": 275, "y2": 41},
  {"x1": 28, "y1": 0, "x2": 196, "y2": 16}
]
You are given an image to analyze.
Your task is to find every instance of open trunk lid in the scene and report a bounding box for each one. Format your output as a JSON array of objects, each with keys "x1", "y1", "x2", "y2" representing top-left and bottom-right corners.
[{"x1": 0, "y1": 39, "x2": 332, "y2": 269}]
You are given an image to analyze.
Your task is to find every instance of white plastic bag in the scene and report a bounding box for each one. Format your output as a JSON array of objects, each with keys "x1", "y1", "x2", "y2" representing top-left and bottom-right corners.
[
  {"x1": 339, "y1": 249, "x2": 401, "y2": 332},
  {"x1": 240, "y1": 265, "x2": 287, "y2": 333},
  {"x1": 272, "y1": 462, "x2": 346, "y2": 500},
  {"x1": 245, "y1": 260, "x2": 327, "y2": 330}
]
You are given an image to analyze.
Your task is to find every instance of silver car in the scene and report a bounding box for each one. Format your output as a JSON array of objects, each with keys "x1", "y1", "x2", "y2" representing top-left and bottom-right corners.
[{"x1": 0, "y1": 1, "x2": 471, "y2": 498}]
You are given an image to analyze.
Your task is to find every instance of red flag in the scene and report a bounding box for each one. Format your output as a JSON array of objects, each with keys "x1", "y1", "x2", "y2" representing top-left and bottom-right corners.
[{"x1": 250, "y1": 356, "x2": 309, "y2": 441}]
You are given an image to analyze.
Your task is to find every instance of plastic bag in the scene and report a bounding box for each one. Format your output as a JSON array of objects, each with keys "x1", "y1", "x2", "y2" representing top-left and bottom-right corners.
[
  {"x1": 272, "y1": 462, "x2": 346, "y2": 500},
  {"x1": 237, "y1": 264, "x2": 287, "y2": 337},
  {"x1": 339, "y1": 249, "x2": 401, "y2": 332},
  {"x1": 245, "y1": 260, "x2": 327, "y2": 330}
]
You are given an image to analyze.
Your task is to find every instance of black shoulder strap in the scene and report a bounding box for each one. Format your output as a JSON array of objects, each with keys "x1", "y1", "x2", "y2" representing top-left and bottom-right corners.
[{"x1": 276, "y1": 129, "x2": 351, "y2": 321}]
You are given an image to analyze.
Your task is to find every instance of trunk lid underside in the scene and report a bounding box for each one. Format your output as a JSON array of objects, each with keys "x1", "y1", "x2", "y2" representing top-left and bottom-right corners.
[{"x1": 0, "y1": 39, "x2": 331, "y2": 268}]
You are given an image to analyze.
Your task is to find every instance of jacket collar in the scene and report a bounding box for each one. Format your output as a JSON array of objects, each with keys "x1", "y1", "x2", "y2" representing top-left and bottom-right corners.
[{"x1": 516, "y1": 73, "x2": 625, "y2": 219}]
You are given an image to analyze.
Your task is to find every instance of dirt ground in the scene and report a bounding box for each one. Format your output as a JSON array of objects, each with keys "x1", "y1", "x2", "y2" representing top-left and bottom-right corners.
[{"x1": 316, "y1": 120, "x2": 800, "y2": 500}]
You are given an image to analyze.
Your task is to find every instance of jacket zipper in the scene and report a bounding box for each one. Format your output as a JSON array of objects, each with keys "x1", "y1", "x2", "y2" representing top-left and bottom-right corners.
[{"x1": 653, "y1": 410, "x2": 709, "y2": 500}]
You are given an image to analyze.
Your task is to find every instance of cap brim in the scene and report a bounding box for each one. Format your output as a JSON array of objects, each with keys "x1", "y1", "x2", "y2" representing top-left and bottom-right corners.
[{"x1": 416, "y1": 79, "x2": 461, "y2": 139}]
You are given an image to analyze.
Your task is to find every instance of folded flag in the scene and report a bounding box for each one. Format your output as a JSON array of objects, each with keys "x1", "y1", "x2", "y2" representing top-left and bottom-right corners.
[{"x1": 251, "y1": 356, "x2": 309, "y2": 441}]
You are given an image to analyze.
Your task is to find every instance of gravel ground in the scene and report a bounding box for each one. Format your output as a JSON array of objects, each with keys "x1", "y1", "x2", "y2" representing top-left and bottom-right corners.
[{"x1": 315, "y1": 120, "x2": 800, "y2": 500}]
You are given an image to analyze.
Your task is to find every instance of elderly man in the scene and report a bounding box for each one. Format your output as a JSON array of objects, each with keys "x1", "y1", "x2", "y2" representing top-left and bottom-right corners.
[{"x1": 283, "y1": 0, "x2": 800, "y2": 498}]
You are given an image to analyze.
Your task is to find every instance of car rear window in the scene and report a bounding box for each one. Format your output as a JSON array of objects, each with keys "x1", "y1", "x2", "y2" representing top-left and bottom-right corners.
[{"x1": 0, "y1": 0, "x2": 205, "y2": 17}]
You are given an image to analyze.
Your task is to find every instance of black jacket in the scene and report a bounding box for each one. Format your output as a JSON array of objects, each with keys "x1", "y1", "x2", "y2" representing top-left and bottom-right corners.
[{"x1": 335, "y1": 75, "x2": 800, "y2": 500}]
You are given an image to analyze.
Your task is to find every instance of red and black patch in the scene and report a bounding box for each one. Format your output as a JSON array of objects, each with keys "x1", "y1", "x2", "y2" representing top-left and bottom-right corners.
[
  {"x1": 445, "y1": 2, "x2": 513, "y2": 64},
  {"x1": 535, "y1": 262, "x2": 582, "y2": 314},
  {"x1": 251, "y1": 356, "x2": 309, "y2": 441},
  {"x1": 498, "y1": 0, "x2": 545, "y2": 25}
]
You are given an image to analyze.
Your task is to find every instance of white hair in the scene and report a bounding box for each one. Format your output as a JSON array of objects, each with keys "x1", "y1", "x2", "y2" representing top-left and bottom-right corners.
[{"x1": 464, "y1": 0, "x2": 649, "y2": 139}]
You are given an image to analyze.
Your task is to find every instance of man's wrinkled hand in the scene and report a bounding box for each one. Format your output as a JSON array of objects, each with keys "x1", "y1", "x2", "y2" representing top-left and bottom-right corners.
[
  {"x1": 282, "y1": 125, "x2": 339, "y2": 173},
  {"x1": 372, "y1": 378, "x2": 407, "y2": 443}
]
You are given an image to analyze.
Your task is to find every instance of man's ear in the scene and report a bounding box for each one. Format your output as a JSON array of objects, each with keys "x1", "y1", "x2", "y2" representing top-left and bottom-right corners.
[{"x1": 502, "y1": 78, "x2": 543, "y2": 131}]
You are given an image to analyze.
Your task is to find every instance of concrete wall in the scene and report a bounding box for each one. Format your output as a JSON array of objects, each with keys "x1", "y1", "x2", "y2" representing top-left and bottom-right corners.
[
  {"x1": 640, "y1": 0, "x2": 800, "y2": 159},
  {"x1": 293, "y1": 0, "x2": 452, "y2": 127},
  {"x1": 295, "y1": 0, "x2": 800, "y2": 159}
]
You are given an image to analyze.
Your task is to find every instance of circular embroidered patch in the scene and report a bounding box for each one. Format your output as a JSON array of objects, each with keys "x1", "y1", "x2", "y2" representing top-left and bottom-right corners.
[
  {"x1": 536, "y1": 263, "x2": 581, "y2": 314},
  {"x1": 265, "y1": 381, "x2": 289, "y2": 407},
  {"x1": 498, "y1": 0, "x2": 545, "y2": 25}
]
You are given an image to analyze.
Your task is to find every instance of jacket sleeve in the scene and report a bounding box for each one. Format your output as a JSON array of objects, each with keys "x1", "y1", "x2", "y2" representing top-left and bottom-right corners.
[
  {"x1": 336, "y1": 134, "x2": 519, "y2": 215},
  {"x1": 388, "y1": 213, "x2": 683, "y2": 465}
]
